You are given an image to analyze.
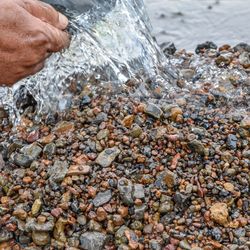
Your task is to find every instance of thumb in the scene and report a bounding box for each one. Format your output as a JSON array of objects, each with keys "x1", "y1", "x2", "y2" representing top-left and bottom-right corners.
[{"x1": 20, "y1": 0, "x2": 68, "y2": 30}]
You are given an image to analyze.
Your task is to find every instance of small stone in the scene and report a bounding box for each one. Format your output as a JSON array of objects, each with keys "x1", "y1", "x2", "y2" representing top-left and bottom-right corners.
[
  {"x1": 94, "y1": 112, "x2": 108, "y2": 124},
  {"x1": 224, "y1": 183, "x2": 234, "y2": 192},
  {"x1": 13, "y1": 153, "x2": 33, "y2": 168},
  {"x1": 80, "y1": 232, "x2": 107, "y2": 250},
  {"x1": 180, "y1": 69, "x2": 195, "y2": 81},
  {"x1": 195, "y1": 41, "x2": 217, "y2": 54},
  {"x1": 179, "y1": 240, "x2": 191, "y2": 250},
  {"x1": 43, "y1": 143, "x2": 56, "y2": 158},
  {"x1": 26, "y1": 130, "x2": 40, "y2": 143},
  {"x1": 239, "y1": 52, "x2": 250, "y2": 68},
  {"x1": 115, "y1": 226, "x2": 129, "y2": 245},
  {"x1": 118, "y1": 178, "x2": 134, "y2": 205},
  {"x1": 0, "y1": 230, "x2": 13, "y2": 243},
  {"x1": 133, "y1": 184, "x2": 145, "y2": 200},
  {"x1": 96, "y1": 147, "x2": 120, "y2": 167},
  {"x1": 93, "y1": 190, "x2": 112, "y2": 207},
  {"x1": 240, "y1": 117, "x2": 250, "y2": 129},
  {"x1": 53, "y1": 218, "x2": 68, "y2": 243},
  {"x1": 53, "y1": 121, "x2": 74, "y2": 135},
  {"x1": 48, "y1": 160, "x2": 69, "y2": 183},
  {"x1": 67, "y1": 165, "x2": 91, "y2": 176},
  {"x1": 51, "y1": 208, "x2": 63, "y2": 218},
  {"x1": 32, "y1": 231, "x2": 50, "y2": 246},
  {"x1": 130, "y1": 125, "x2": 143, "y2": 138},
  {"x1": 227, "y1": 134, "x2": 237, "y2": 150},
  {"x1": 134, "y1": 204, "x2": 147, "y2": 220},
  {"x1": 210, "y1": 203, "x2": 229, "y2": 226},
  {"x1": 149, "y1": 240, "x2": 162, "y2": 250},
  {"x1": 89, "y1": 220, "x2": 102, "y2": 232},
  {"x1": 31, "y1": 199, "x2": 42, "y2": 216},
  {"x1": 13, "y1": 208, "x2": 27, "y2": 220},
  {"x1": 97, "y1": 129, "x2": 109, "y2": 140},
  {"x1": 188, "y1": 140, "x2": 206, "y2": 156},
  {"x1": 243, "y1": 150, "x2": 250, "y2": 159},
  {"x1": 161, "y1": 42, "x2": 177, "y2": 55},
  {"x1": 122, "y1": 115, "x2": 134, "y2": 128},
  {"x1": 163, "y1": 170, "x2": 177, "y2": 188},
  {"x1": 96, "y1": 208, "x2": 107, "y2": 222},
  {"x1": 221, "y1": 151, "x2": 234, "y2": 163},
  {"x1": 234, "y1": 42, "x2": 250, "y2": 53},
  {"x1": 77, "y1": 215, "x2": 87, "y2": 225},
  {"x1": 145, "y1": 103, "x2": 163, "y2": 119},
  {"x1": 21, "y1": 143, "x2": 42, "y2": 159}
]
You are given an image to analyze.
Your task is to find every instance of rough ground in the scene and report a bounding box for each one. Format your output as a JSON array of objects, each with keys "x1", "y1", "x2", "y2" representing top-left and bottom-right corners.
[{"x1": 0, "y1": 42, "x2": 249, "y2": 250}]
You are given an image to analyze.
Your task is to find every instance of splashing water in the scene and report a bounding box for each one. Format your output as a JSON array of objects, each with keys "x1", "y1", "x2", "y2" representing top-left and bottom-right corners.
[{"x1": 0, "y1": 0, "x2": 176, "y2": 124}]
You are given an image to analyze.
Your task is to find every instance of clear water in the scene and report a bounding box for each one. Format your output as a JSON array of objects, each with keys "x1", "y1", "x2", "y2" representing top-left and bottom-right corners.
[
  {"x1": 0, "y1": 0, "x2": 249, "y2": 124},
  {"x1": 0, "y1": 0, "x2": 176, "y2": 123}
]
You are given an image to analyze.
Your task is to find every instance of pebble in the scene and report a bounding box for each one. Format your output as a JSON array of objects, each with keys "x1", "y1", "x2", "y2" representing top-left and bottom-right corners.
[
  {"x1": 133, "y1": 184, "x2": 145, "y2": 200},
  {"x1": 48, "y1": 160, "x2": 69, "y2": 183},
  {"x1": 118, "y1": 178, "x2": 134, "y2": 205},
  {"x1": 145, "y1": 103, "x2": 163, "y2": 119},
  {"x1": 93, "y1": 190, "x2": 112, "y2": 207},
  {"x1": 32, "y1": 231, "x2": 50, "y2": 246},
  {"x1": 32, "y1": 199, "x2": 42, "y2": 216},
  {"x1": 210, "y1": 203, "x2": 229, "y2": 226},
  {"x1": 53, "y1": 121, "x2": 75, "y2": 135},
  {"x1": 188, "y1": 140, "x2": 206, "y2": 156},
  {"x1": 227, "y1": 134, "x2": 238, "y2": 150},
  {"x1": 21, "y1": 143, "x2": 42, "y2": 159},
  {"x1": 67, "y1": 165, "x2": 91, "y2": 176},
  {"x1": 96, "y1": 147, "x2": 121, "y2": 167},
  {"x1": 13, "y1": 153, "x2": 33, "y2": 168},
  {"x1": 80, "y1": 232, "x2": 107, "y2": 250}
]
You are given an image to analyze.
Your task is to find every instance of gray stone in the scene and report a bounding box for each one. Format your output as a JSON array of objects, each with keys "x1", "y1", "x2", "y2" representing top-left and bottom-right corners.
[
  {"x1": 133, "y1": 184, "x2": 145, "y2": 200},
  {"x1": 145, "y1": 103, "x2": 163, "y2": 119},
  {"x1": 118, "y1": 178, "x2": 133, "y2": 205},
  {"x1": 0, "y1": 229, "x2": 13, "y2": 243},
  {"x1": 93, "y1": 190, "x2": 112, "y2": 207},
  {"x1": 227, "y1": 134, "x2": 238, "y2": 150},
  {"x1": 43, "y1": 143, "x2": 56, "y2": 158},
  {"x1": 179, "y1": 240, "x2": 191, "y2": 250},
  {"x1": 115, "y1": 226, "x2": 130, "y2": 245},
  {"x1": 77, "y1": 215, "x2": 87, "y2": 226},
  {"x1": 239, "y1": 52, "x2": 250, "y2": 67},
  {"x1": 80, "y1": 232, "x2": 107, "y2": 250},
  {"x1": 21, "y1": 143, "x2": 42, "y2": 159},
  {"x1": 134, "y1": 204, "x2": 147, "y2": 220},
  {"x1": 243, "y1": 150, "x2": 250, "y2": 159},
  {"x1": 13, "y1": 153, "x2": 33, "y2": 168},
  {"x1": 149, "y1": 240, "x2": 161, "y2": 250},
  {"x1": 96, "y1": 147, "x2": 120, "y2": 167},
  {"x1": 25, "y1": 214, "x2": 55, "y2": 232},
  {"x1": 48, "y1": 160, "x2": 69, "y2": 183}
]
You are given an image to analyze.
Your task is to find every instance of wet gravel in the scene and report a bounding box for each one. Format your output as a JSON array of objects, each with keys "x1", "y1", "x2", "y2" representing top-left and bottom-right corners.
[{"x1": 0, "y1": 42, "x2": 249, "y2": 249}]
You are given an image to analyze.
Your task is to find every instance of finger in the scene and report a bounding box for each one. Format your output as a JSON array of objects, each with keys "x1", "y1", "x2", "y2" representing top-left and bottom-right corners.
[
  {"x1": 24, "y1": 61, "x2": 46, "y2": 78},
  {"x1": 19, "y1": 0, "x2": 68, "y2": 30},
  {"x1": 41, "y1": 22, "x2": 70, "y2": 52}
]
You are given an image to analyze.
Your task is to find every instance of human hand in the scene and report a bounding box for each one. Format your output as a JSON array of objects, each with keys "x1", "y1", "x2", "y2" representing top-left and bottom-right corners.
[{"x1": 0, "y1": 0, "x2": 70, "y2": 87}]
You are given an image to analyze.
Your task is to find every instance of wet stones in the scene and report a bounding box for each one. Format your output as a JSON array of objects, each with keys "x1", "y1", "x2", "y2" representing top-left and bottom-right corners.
[
  {"x1": 210, "y1": 203, "x2": 229, "y2": 226},
  {"x1": 195, "y1": 41, "x2": 217, "y2": 54},
  {"x1": 96, "y1": 147, "x2": 120, "y2": 167},
  {"x1": 20, "y1": 143, "x2": 42, "y2": 159},
  {"x1": 48, "y1": 160, "x2": 69, "y2": 183},
  {"x1": 93, "y1": 190, "x2": 112, "y2": 207},
  {"x1": 145, "y1": 103, "x2": 163, "y2": 119},
  {"x1": 80, "y1": 232, "x2": 108, "y2": 250}
]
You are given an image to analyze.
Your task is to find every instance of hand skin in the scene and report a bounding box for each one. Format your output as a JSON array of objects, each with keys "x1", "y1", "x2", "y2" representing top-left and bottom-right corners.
[{"x1": 0, "y1": 0, "x2": 70, "y2": 87}]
